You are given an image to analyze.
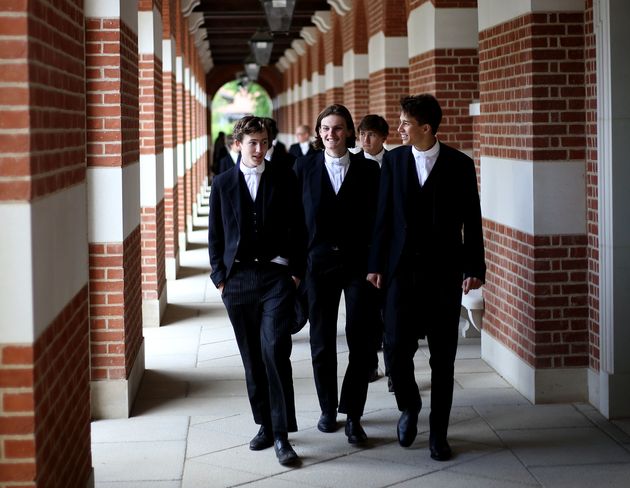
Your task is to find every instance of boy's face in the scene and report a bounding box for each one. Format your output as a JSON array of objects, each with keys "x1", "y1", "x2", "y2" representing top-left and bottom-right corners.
[
  {"x1": 398, "y1": 111, "x2": 427, "y2": 147},
  {"x1": 236, "y1": 130, "x2": 268, "y2": 167},
  {"x1": 319, "y1": 114, "x2": 351, "y2": 155},
  {"x1": 359, "y1": 130, "x2": 386, "y2": 156},
  {"x1": 295, "y1": 126, "x2": 310, "y2": 143}
]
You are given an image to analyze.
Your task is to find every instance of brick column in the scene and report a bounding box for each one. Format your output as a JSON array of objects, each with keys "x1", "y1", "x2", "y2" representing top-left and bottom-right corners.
[
  {"x1": 478, "y1": 1, "x2": 589, "y2": 403},
  {"x1": 323, "y1": 13, "x2": 344, "y2": 106},
  {"x1": 0, "y1": 1, "x2": 91, "y2": 485},
  {"x1": 367, "y1": 0, "x2": 409, "y2": 141},
  {"x1": 407, "y1": 0, "x2": 479, "y2": 152},
  {"x1": 183, "y1": 36, "x2": 193, "y2": 234},
  {"x1": 174, "y1": 0, "x2": 187, "y2": 252},
  {"x1": 310, "y1": 32, "x2": 327, "y2": 123},
  {"x1": 138, "y1": 0, "x2": 167, "y2": 327},
  {"x1": 162, "y1": 0, "x2": 180, "y2": 279},
  {"x1": 341, "y1": 3, "x2": 369, "y2": 128},
  {"x1": 85, "y1": 0, "x2": 145, "y2": 419}
]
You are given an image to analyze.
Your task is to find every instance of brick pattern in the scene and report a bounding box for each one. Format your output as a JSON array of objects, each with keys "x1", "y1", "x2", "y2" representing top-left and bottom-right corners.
[
  {"x1": 162, "y1": 0, "x2": 176, "y2": 38},
  {"x1": 584, "y1": 0, "x2": 599, "y2": 371},
  {"x1": 343, "y1": 79, "x2": 370, "y2": 129},
  {"x1": 369, "y1": 68, "x2": 410, "y2": 141},
  {"x1": 324, "y1": 11, "x2": 343, "y2": 66},
  {"x1": 89, "y1": 227, "x2": 143, "y2": 381},
  {"x1": 141, "y1": 200, "x2": 166, "y2": 300},
  {"x1": 0, "y1": 0, "x2": 85, "y2": 202},
  {"x1": 0, "y1": 286, "x2": 90, "y2": 487},
  {"x1": 342, "y1": 0, "x2": 368, "y2": 53},
  {"x1": 368, "y1": 0, "x2": 408, "y2": 38},
  {"x1": 176, "y1": 64, "x2": 186, "y2": 234},
  {"x1": 163, "y1": 67, "x2": 179, "y2": 260},
  {"x1": 325, "y1": 87, "x2": 345, "y2": 107},
  {"x1": 86, "y1": 19, "x2": 139, "y2": 167},
  {"x1": 409, "y1": 49, "x2": 479, "y2": 151},
  {"x1": 483, "y1": 220, "x2": 589, "y2": 369},
  {"x1": 139, "y1": 54, "x2": 164, "y2": 155},
  {"x1": 479, "y1": 12, "x2": 586, "y2": 162}
]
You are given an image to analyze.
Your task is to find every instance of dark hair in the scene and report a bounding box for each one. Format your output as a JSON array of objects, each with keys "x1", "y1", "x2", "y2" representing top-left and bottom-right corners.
[
  {"x1": 264, "y1": 117, "x2": 279, "y2": 140},
  {"x1": 357, "y1": 114, "x2": 389, "y2": 138},
  {"x1": 232, "y1": 116, "x2": 269, "y2": 142},
  {"x1": 314, "y1": 104, "x2": 356, "y2": 150},
  {"x1": 399, "y1": 94, "x2": 442, "y2": 135},
  {"x1": 225, "y1": 133, "x2": 234, "y2": 146}
]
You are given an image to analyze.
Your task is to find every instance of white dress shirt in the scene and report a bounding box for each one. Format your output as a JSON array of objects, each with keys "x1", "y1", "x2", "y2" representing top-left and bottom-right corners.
[
  {"x1": 363, "y1": 148, "x2": 385, "y2": 167},
  {"x1": 238, "y1": 160, "x2": 288, "y2": 266},
  {"x1": 324, "y1": 151, "x2": 350, "y2": 194},
  {"x1": 412, "y1": 141, "x2": 440, "y2": 187},
  {"x1": 299, "y1": 141, "x2": 310, "y2": 155},
  {"x1": 229, "y1": 150, "x2": 239, "y2": 164},
  {"x1": 240, "y1": 160, "x2": 265, "y2": 201}
]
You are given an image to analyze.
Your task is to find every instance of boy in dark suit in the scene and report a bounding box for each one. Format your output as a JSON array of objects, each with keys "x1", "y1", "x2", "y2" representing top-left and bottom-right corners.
[
  {"x1": 357, "y1": 114, "x2": 390, "y2": 386},
  {"x1": 289, "y1": 124, "x2": 317, "y2": 158},
  {"x1": 216, "y1": 133, "x2": 239, "y2": 174},
  {"x1": 208, "y1": 116, "x2": 306, "y2": 466},
  {"x1": 367, "y1": 94, "x2": 486, "y2": 461},
  {"x1": 294, "y1": 104, "x2": 380, "y2": 444}
]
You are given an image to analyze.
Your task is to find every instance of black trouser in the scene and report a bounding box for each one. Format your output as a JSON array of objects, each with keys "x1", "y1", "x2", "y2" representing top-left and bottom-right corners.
[
  {"x1": 384, "y1": 267, "x2": 462, "y2": 440},
  {"x1": 221, "y1": 262, "x2": 297, "y2": 435},
  {"x1": 306, "y1": 264, "x2": 376, "y2": 418}
]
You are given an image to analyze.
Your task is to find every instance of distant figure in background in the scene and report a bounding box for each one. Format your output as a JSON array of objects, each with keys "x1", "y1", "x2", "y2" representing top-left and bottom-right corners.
[
  {"x1": 212, "y1": 131, "x2": 228, "y2": 176},
  {"x1": 217, "y1": 134, "x2": 240, "y2": 174},
  {"x1": 357, "y1": 114, "x2": 390, "y2": 388},
  {"x1": 264, "y1": 117, "x2": 296, "y2": 171},
  {"x1": 289, "y1": 124, "x2": 317, "y2": 158}
]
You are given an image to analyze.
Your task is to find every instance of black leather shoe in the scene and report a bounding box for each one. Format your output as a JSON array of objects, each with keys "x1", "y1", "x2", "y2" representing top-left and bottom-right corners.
[
  {"x1": 317, "y1": 411, "x2": 337, "y2": 433},
  {"x1": 345, "y1": 417, "x2": 367, "y2": 444},
  {"x1": 397, "y1": 408, "x2": 420, "y2": 447},
  {"x1": 274, "y1": 438, "x2": 299, "y2": 465},
  {"x1": 249, "y1": 425, "x2": 273, "y2": 451},
  {"x1": 429, "y1": 437, "x2": 452, "y2": 461}
]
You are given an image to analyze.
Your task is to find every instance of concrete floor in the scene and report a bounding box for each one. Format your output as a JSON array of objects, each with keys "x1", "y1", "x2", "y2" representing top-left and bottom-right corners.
[{"x1": 91, "y1": 194, "x2": 630, "y2": 487}]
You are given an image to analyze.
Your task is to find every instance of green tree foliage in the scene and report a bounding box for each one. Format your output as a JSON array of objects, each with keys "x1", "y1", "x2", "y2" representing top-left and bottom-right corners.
[{"x1": 211, "y1": 81, "x2": 272, "y2": 142}]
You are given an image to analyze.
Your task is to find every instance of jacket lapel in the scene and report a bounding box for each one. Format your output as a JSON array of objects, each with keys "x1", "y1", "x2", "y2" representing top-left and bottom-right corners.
[{"x1": 226, "y1": 165, "x2": 242, "y2": 231}]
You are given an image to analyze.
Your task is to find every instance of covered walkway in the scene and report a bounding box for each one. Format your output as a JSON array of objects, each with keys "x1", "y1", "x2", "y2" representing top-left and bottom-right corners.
[{"x1": 90, "y1": 196, "x2": 630, "y2": 487}]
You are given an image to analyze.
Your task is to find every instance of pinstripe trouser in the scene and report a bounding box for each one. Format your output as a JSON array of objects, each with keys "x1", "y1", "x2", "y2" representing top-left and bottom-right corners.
[{"x1": 221, "y1": 262, "x2": 298, "y2": 434}]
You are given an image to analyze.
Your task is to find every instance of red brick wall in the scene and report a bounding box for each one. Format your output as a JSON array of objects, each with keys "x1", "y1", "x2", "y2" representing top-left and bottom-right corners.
[
  {"x1": 479, "y1": 12, "x2": 586, "y2": 162},
  {"x1": 163, "y1": 62, "x2": 179, "y2": 260},
  {"x1": 344, "y1": 79, "x2": 370, "y2": 128},
  {"x1": 0, "y1": 0, "x2": 85, "y2": 201},
  {"x1": 325, "y1": 87, "x2": 345, "y2": 107},
  {"x1": 89, "y1": 226, "x2": 143, "y2": 380},
  {"x1": 0, "y1": 1, "x2": 91, "y2": 485},
  {"x1": 141, "y1": 200, "x2": 166, "y2": 300},
  {"x1": 176, "y1": 61, "x2": 186, "y2": 234},
  {"x1": 0, "y1": 287, "x2": 91, "y2": 488},
  {"x1": 139, "y1": 55, "x2": 164, "y2": 156},
  {"x1": 483, "y1": 221, "x2": 589, "y2": 368},
  {"x1": 86, "y1": 19, "x2": 139, "y2": 167},
  {"x1": 409, "y1": 49, "x2": 479, "y2": 151},
  {"x1": 584, "y1": 0, "x2": 599, "y2": 371},
  {"x1": 369, "y1": 68, "x2": 409, "y2": 140}
]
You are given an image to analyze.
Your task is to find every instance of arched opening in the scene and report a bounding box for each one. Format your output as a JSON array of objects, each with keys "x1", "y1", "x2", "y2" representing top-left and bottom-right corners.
[{"x1": 210, "y1": 80, "x2": 273, "y2": 142}]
